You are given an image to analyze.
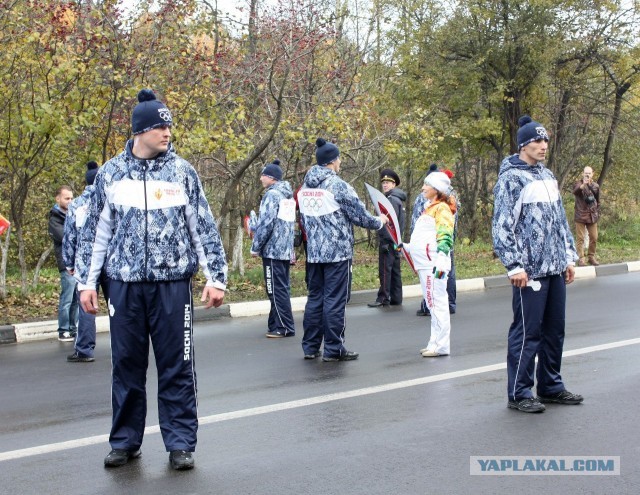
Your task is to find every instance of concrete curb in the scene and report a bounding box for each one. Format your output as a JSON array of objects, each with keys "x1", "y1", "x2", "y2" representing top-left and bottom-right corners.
[
  {"x1": 0, "y1": 325, "x2": 16, "y2": 345},
  {"x1": 6, "y1": 261, "x2": 639, "y2": 344}
]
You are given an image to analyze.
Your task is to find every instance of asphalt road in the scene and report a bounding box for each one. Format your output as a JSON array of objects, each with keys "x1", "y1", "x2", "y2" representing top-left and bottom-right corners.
[{"x1": 1, "y1": 272, "x2": 639, "y2": 495}]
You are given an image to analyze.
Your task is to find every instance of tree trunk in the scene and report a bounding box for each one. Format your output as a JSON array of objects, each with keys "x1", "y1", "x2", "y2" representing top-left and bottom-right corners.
[
  {"x1": 600, "y1": 82, "x2": 629, "y2": 188},
  {"x1": 248, "y1": 0, "x2": 258, "y2": 56},
  {"x1": 16, "y1": 226, "x2": 28, "y2": 295},
  {"x1": 504, "y1": 87, "x2": 522, "y2": 155},
  {"x1": 0, "y1": 225, "x2": 11, "y2": 300},
  {"x1": 31, "y1": 245, "x2": 53, "y2": 289},
  {"x1": 230, "y1": 219, "x2": 245, "y2": 276},
  {"x1": 200, "y1": 0, "x2": 221, "y2": 56},
  {"x1": 547, "y1": 86, "x2": 572, "y2": 175},
  {"x1": 218, "y1": 64, "x2": 291, "y2": 222},
  {"x1": 102, "y1": 87, "x2": 120, "y2": 164}
]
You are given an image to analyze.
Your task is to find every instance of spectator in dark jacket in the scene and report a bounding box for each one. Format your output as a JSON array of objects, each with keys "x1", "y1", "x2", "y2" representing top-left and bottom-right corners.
[
  {"x1": 573, "y1": 166, "x2": 600, "y2": 266},
  {"x1": 48, "y1": 185, "x2": 77, "y2": 342},
  {"x1": 368, "y1": 168, "x2": 406, "y2": 307}
]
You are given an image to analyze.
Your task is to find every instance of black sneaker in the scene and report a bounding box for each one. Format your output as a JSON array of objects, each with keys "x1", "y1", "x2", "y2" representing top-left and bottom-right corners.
[
  {"x1": 367, "y1": 301, "x2": 389, "y2": 308},
  {"x1": 322, "y1": 351, "x2": 359, "y2": 362},
  {"x1": 169, "y1": 450, "x2": 195, "y2": 470},
  {"x1": 104, "y1": 448, "x2": 141, "y2": 467},
  {"x1": 265, "y1": 331, "x2": 294, "y2": 338},
  {"x1": 416, "y1": 309, "x2": 431, "y2": 316},
  {"x1": 304, "y1": 352, "x2": 321, "y2": 360},
  {"x1": 58, "y1": 331, "x2": 75, "y2": 342},
  {"x1": 67, "y1": 352, "x2": 95, "y2": 363},
  {"x1": 507, "y1": 397, "x2": 546, "y2": 413},
  {"x1": 538, "y1": 390, "x2": 584, "y2": 405}
]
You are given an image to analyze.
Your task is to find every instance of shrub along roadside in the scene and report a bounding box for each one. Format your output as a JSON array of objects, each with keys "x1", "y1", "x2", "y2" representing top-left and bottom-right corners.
[{"x1": 1, "y1": 233, "x2": 638, "y2": 326}]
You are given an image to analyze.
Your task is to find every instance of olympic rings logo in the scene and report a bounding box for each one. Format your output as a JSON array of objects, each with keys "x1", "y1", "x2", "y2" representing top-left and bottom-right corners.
[
  {"x1": 158, "y1": 108, "x2": 173, "y2": 122},
  {"x1": 536, "y1": 126, "x2": 549, "y2": 140},
  {"x1": 302, "y1": 197, "x2": 324, "y2": 211}
]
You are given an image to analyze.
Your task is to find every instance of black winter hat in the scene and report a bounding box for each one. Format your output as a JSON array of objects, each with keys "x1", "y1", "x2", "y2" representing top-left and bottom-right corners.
[
  {"x1": 85, "y1": 161, "x2": 99, "y2": 185},
  {"x1": 315, "y1": 138, "x2": 340, "y2": 166},
  {"x1": 261, "y1": 159, "x2": 283, "y2": 181},
  {"x1": 131, "y1": 89, "x2": 173, "y2": 135},
  {"x1": 517, "y1": 115, "x2": 549, "y2": 150},
  {"x1": 380, "y1": 168, "x2": 400, "y2": 186}
]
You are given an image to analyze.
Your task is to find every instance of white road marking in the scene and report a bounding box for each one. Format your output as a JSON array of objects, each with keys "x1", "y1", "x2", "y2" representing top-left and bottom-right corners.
[{"x1": 2, "y1": 337, "x2": 639, "y2": 462}]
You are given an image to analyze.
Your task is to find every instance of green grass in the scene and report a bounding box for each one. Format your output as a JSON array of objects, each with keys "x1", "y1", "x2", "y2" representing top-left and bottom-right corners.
[{"x1": 1, "y1": 217, "x2": 639, "y2": 325}]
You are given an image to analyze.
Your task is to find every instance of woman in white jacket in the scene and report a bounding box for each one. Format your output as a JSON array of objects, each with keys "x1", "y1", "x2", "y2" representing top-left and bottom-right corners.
[{"x1": 403, "y1": 172, "x2": 456, "y2": 357}]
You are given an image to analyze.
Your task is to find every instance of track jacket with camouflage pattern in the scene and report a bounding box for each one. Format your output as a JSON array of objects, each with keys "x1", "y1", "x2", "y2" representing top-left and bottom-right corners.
[
  {"x1": 297, "y1": 165, "x2": 382, "y2": 263},
  {"x1": 63, "y1": 185, "x2": 94, "y2": 272},
  {"x1": 250, "y1": 180, "x2": 295, "y2": 260},
  {"x1": 492, "y1": 154, "x2": 577, "y2": 279},
  {"x1": 75, "y1": 141, "x2": 227, "y2": 290}
]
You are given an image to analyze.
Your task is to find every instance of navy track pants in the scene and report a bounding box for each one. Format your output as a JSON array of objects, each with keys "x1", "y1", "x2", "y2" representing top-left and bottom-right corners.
[
  {"x1": 507, "y1": 274, "x2": 567, "y2": 401},
  {"x1": 75, "y1": 273, "x2": 109, "y2": 358},
  {"x1": 108, "y1": 279, "x2": 198, "y2": 452},
  {"x1": 263, "y1": 258, "x2": 295, "y2": 335},
  {"x1": 302, "y1": 260, "x2": 352, "y2": 358}
]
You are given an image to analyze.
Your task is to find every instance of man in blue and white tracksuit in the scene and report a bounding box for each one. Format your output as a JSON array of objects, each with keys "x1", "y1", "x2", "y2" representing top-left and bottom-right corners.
[
  {"x1": 250, "y1": 159, "x2": 296, "y2": 338},
  {"x1": 492, "y1": 115, "x2": 583, "y2": 414},
  {"x1": 76, "y1": 89, "x2": 227, "y2": 470},
  {"x1": 298, "y1": 138, "x2": 387, "y2": 362},
  {"x1": 63, "y1": 161, "x2": 108, "y2": 362}
]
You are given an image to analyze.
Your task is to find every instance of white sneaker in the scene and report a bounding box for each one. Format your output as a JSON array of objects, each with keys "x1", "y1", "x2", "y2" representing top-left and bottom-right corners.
[{"x1": 421, "y1": 350, "x2": 448, "y2": 357}]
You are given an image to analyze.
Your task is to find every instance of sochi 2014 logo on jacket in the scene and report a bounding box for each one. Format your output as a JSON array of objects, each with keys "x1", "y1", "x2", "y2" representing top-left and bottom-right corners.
[{"x1": 297, "y1": 188, "x2": 339, "y2": 217}]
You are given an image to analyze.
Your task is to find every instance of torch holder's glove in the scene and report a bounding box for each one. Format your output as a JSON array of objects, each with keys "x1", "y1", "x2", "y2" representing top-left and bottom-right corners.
[{"x1": 433, "y1": 252, "x2": 451, "y2": 279}]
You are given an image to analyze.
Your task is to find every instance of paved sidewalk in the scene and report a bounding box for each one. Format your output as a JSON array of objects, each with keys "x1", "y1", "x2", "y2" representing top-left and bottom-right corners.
[{"x1": 2, "y1": 261, "x2": 638, "y2": 344}]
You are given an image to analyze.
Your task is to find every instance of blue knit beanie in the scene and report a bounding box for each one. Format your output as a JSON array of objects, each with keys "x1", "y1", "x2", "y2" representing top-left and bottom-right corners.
[
  {"x1": 261, "y1": 159, "x2": 282, "y2": 181},
  {"x1": 517, "y1": 115, "x2": 549, "y2": 150},
  {"x1": 315, "y1": 138, "x2": 340, "y2": 166},
  {"x1": 85, "y1": 161, "x2": 99, "y2": 185},
  {"x1": 131, "y1": 89, "x2": 173, "y2": 135}
]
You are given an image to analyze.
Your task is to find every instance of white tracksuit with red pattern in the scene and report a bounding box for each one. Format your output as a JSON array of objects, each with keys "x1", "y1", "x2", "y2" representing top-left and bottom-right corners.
[{"x1": 404, "y1": 199, "x2": 455, "y2": 355}]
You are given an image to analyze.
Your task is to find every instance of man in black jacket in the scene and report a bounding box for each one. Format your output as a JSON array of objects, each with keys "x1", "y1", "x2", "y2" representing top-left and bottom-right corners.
[
  {"x1": 48, "y1": 185, "x2": 78, "y2": 342},
  {"x1": 368, "y1": 169, "x2": 407, "y2": 307}
]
